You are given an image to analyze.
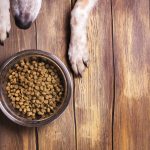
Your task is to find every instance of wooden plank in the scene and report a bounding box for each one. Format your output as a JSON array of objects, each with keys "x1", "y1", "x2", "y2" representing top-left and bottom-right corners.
[
  {"x1": 0, "y1": 19, "x2": 36, "y2": 149},
  {"x1": 36, "y1": 0, "x2": 76, "y2": 150},
  {"x1": 112, "y1": 0, "x2": 150, "y2": 149},
  {"x1": 74, "y1": 0, "x2": 113, "y2": 149}
]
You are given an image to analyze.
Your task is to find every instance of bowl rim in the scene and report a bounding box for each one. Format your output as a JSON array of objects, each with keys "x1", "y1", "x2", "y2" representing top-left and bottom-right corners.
[{"x1": 0, "y1": 49, "x2": 73, "y2": 127}]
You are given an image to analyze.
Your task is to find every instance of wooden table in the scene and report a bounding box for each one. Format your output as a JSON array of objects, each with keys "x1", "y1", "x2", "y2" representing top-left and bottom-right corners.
[{"x1": 0, "y1": 0, "x2": 149, "y2": 149}]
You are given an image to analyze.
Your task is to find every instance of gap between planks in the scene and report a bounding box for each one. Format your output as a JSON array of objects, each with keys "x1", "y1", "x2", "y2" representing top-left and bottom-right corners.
[
  {"x1": 110, "y1": 0, "x2": 116, "y2": 150},
  {"x1": 70, "y1": 1, "x2": 77, "y2": 150}
]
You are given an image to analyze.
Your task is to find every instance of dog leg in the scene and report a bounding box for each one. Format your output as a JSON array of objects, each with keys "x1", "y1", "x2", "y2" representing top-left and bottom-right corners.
[
  {"x1": 0, "y1": 0, "x2": 11, "y2": 45},
  {"x1": 68, "y1": 0, "x2": 98, "y2": 76}
]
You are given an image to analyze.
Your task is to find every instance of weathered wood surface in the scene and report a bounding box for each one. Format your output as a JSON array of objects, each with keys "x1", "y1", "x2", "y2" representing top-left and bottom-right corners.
[
  {"x1": 112, "y1": 0, "x2": 150, "y2": 149},
  {"x1": 0, "y1": 0, "x2": 149, "y2": 149},
  {"x1": 74, "y1": 0, "x2": 113, "y2": 150}
]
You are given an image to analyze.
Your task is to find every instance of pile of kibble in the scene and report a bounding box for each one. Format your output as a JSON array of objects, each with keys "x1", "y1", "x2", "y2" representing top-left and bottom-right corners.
[{"x1": 5, "y1": 58, "x2": 64, "y2": 119}]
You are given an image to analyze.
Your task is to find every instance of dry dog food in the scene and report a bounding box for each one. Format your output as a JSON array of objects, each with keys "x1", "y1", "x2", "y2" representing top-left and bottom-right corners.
[{"x1": 5, "y1": 58, "x2": 64, "y2": 119}]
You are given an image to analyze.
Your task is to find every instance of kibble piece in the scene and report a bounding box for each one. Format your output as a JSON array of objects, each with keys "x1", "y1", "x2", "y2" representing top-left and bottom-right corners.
[
  {"x1": 47, "y1": 77, "x2": 51, "y2": 82},
  {"x1": 33, "y1": 109, "x2": 36, "y2": 113},
  {"x1": 16, "y1": 97, "x2": 20, "y2": 101},
  {"x1": 39, "y1": 96, "x2": 44, "y2": 101},
  {"x1": 19, "y1": 108, "x2": 22, "y2": 112},
  {"x1": 38, "y1": 112, "x2": 44, "y2": 116},
  {"x1": 44, "y1": 100, "x2": 48, "y2": 104},
  {"x1": 6, "y1": 86, "x2": 10, "y2": 91},
  {"x1": 35, "y1": 91, "x2": 40, "y2": 97},
  {"x1": 47, "y1": 108, "x2": 50, "y2": 113},
  {"x1": 40, "y1": 86, "x2": 44, "y2": 91},
  {"x1": 34, "y1": 76, "x2": 38, "y2": 80},
  {"x1": 42, "y1": 92, "x2": 47, "y2": 95},
  {"x1": 35, "y1": 86, "x2": 39, "y2": 90},
  {"x1": 19, "y1": 102, "x2": 23, "y2": 105},
  {"x1": 50, "y1": 106, "x2": 54, "y2": 111},
  {"x1": 27, "y1": 112, "x2": 32, "y2": 116},
  {"x1": 27, "y1": 108, "x2": 30, "y2": 112},
  {"x1": 36, "y1": 100, "x2": 40, "y2": 104},
  {"x1": 16, "y1": 90, "x2": 20, "y2": 94},
  {"x1": 45, "y1": 95, "x2": 50, "y2": 99},
  {"x1": 45, "y1": 74, "x2": 49, "y2": 78}
]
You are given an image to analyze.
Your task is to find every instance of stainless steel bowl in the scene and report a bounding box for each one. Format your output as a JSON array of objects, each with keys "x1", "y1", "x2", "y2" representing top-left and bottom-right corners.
[{"x1": 0, "y1": 50, "x2": 72, "y2": 127}]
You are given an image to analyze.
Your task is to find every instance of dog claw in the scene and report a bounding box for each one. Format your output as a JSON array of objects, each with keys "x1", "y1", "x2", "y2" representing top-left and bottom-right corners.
[
  {"x1": 74, "y1": 72, "x2": 82, "y2": 78},
  {"x1": 84, "y1": 61, "x2": 89, "y2": 68},
  {"x1": 78, "y1": 73, "x2": 82, "y2": 78},
  {"x1": 0, "y1": 41, "x2": 4, "y2": 46},
  {"x1": 7, "y1": 32, "x2": 9, "y2": 38}
]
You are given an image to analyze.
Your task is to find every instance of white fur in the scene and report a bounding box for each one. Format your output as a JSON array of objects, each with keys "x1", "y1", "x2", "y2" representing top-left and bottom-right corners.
[
  {"x1": 69, "y1": 0, "x2": 98, "y2": 75},
  {"x1": 0, "y1": 0, "x2": 10, "y2": 42},
  {"x1": 11, "y1": 0, "x2": 42, "y2": 23}
]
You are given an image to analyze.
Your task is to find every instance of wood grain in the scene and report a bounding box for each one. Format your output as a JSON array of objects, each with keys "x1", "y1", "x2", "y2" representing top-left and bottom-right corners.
[
  {"x1": 36, "y1": 0, "x2": 76, "y2": 150},
  {"x1": 74, "y1": 0, "x2": 113, "y2": 149},
  {"x1": 0, "y1": 19, "x2": 36, "y2": 149},
  {"x1": 112, "y1": 0, "x2": 150, "y2": 149}
]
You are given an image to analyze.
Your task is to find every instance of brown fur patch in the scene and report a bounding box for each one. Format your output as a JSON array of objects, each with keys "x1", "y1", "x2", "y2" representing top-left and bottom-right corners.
[{"x1": 79, "y1": 0, "x2": 89, "y2": 8}]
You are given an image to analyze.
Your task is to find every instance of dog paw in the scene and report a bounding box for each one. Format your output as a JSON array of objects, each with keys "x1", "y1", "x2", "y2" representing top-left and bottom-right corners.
[
  {"x1": 68, "y1": 41, "x2": 89, "y2": 76},
  {"x1": 0, "y1": 1, "x2": 11, "y2": 45},
  {"x1": 0, "y1": 22, "x2": 10, "y2": 45},
  {"x1": 0, "y1": 19, "x2": 11, "y2": 45}
]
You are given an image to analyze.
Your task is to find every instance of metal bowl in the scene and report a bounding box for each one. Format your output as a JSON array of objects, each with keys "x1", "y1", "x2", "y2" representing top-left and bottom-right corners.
[{"x1": 0, "y1": 50, "x2": 72, "y2": 127}]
